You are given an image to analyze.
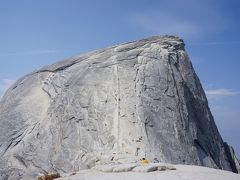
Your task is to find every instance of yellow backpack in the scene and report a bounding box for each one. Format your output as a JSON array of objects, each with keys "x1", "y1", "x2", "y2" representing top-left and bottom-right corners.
[{"x1": 141, "y1": 159, "x2": 149, "y2": 164}]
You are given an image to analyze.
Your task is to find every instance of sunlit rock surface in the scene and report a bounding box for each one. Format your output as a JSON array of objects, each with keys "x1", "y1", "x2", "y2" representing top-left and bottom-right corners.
[
  {"x1": 58, "y1": 163, "x2": 240, "y2": 180},
  {"x1": 0, "y1": 36, "x2": 237, "y2": 179}
]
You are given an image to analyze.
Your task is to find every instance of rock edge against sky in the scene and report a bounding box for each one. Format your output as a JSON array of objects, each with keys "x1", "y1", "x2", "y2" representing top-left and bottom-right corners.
[{"x1": 0, "y1": 35, "x2": 239, "y2": 179}]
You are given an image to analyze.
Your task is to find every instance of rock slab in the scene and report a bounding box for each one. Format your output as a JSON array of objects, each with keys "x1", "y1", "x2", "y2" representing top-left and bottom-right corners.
[
  {"x1": 0, "y1": 35, "x2": 237, "y2": 179},
  {"x1": 58, "y1": 164, "x2": 240, "y2": 180}
]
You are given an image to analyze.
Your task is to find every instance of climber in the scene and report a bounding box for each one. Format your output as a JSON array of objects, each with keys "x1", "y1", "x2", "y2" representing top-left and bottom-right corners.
[{"x1": 141, "y1": 158, "x2": 149, "y2": 164}]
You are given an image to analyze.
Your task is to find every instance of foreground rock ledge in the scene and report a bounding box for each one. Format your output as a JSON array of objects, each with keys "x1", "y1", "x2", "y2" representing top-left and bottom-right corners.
[
  {"x1": 0, "y1": 35, "x2": 239, "y2": 179},
  {"x1": 58, "y1": 164, "x2": 240, "y2": 180}
]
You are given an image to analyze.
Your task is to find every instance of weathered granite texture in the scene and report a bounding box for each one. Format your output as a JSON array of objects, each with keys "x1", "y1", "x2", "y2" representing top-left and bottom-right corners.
[
  {"x1": 0, "y1": 36, "x2": 236, "y2": 179},
  {"x1": 92, "y1": 163, "x2": 177, "y2": 173},
  {"x1": 223, "y1": 143, "x2": 240, "y2": 173}
]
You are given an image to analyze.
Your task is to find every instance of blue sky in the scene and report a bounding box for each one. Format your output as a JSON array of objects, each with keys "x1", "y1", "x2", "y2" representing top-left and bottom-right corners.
[{"x1": 0, "y1": 0, "x2": 240, "y2": 158}]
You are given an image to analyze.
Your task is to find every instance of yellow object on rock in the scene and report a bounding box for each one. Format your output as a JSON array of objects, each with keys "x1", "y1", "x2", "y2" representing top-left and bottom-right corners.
[{"x1": 141, "y1": 159, "x2": 149, "y2": 164}]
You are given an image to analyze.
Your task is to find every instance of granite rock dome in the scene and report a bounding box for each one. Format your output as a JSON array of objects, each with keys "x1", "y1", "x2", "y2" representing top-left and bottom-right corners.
[{"x1": 0, "y1": 36, "x2": 237, "y2": 179}]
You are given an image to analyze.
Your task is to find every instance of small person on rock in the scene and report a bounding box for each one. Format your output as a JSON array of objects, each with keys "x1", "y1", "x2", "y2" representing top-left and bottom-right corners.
[{"x1": 140, "y1": 158, "x2": 149, "y2": 165}]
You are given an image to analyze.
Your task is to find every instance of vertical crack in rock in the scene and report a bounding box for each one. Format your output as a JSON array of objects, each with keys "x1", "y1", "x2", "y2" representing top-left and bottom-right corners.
[
  {"x1": 113, "y1": 55, "x2": 121, "y2": 152},
  {"x1": 116, "y1": 64, "x2": 121, "y2": 152},
  {"x1": 167, "y1": 57, "x2": 185, "y2": 131}
]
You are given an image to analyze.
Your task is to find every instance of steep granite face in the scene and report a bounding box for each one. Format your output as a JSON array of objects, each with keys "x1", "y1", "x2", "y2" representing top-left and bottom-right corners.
[{"x1": 0, "y1": 36, "x2": 234, "y2": 179}]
